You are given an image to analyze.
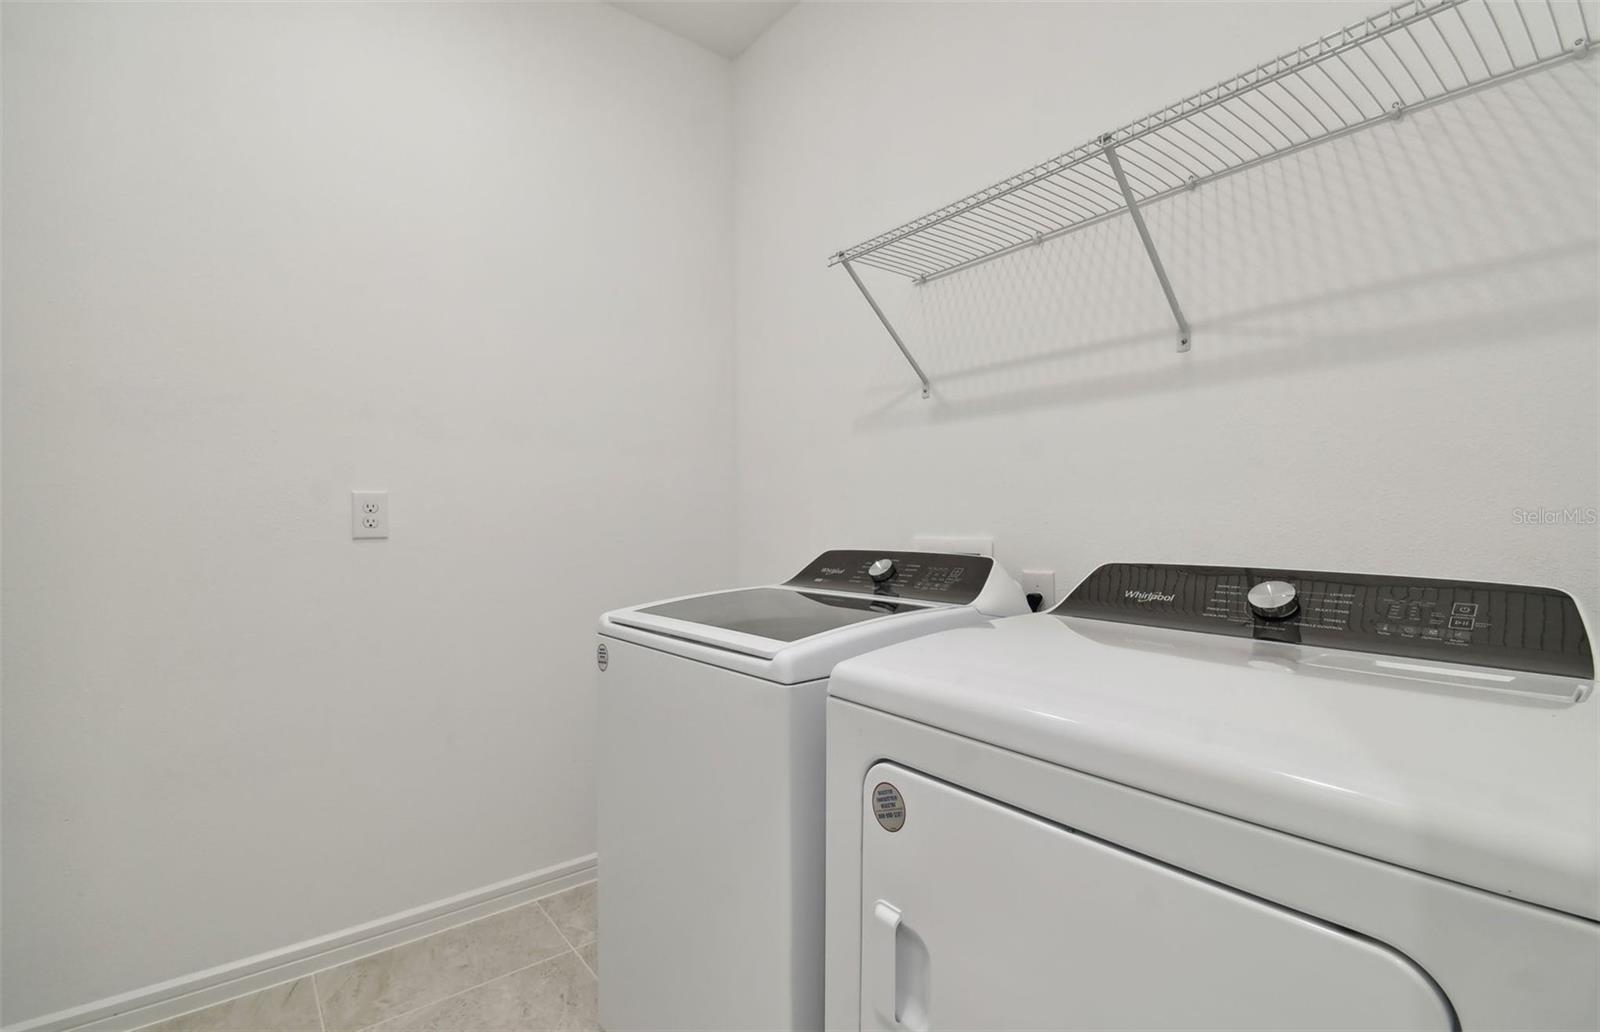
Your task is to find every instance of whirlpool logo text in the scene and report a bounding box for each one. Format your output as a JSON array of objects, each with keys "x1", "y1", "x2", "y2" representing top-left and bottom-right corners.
[{"x1": 1124, "y1": 589, "x2": 1176, "y2": 603}]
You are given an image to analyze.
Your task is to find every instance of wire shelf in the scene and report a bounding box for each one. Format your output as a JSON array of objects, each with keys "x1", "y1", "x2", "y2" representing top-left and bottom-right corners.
[
  {"x1": 834, "y1": 0, "x2": 1592, "y2": 283},
  {"x1": 830, "y1": 0, "x2": 1594, "y2": 394}
]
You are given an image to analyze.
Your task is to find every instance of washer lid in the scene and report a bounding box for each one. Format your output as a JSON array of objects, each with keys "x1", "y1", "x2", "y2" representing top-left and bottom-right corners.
[
  {"x1": 829, "y1": 611, "x2": 1600, "y2": 920},
  {"x1": 614, "y1": 587, "x2": 929, "y2": 656}
]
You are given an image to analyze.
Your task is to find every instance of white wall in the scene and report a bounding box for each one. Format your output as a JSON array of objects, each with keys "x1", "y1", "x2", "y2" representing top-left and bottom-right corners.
[
  {"x1": 733, "y1": 3, "x2": 1599, "y2": 616},
  {"x1": 1, "y1": 3, "x2": 734, "y2": 1023}
]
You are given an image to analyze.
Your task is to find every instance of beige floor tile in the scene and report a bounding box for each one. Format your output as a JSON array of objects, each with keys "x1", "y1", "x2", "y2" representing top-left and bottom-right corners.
[
  {"x1": 536, "y1": 884, "x2": 595, "y2": 948},
  {"x1": 369, "y1": 953, "x2": 597, "y2": 1032},
  {"x1": 574, "y1": 942, "x2": 597, "y2": 978},
  {"x1": 315, "y1": 904, "x2": 569, "y2": 1031},
  {"x1": 140, "y1": 977, "x2": 321, "y2": 1032}
]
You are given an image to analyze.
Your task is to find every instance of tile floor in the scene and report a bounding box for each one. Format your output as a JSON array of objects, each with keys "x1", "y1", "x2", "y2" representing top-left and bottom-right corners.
[{"x1": 140, "y1": 882, "x2": 598, "y2": 1032}]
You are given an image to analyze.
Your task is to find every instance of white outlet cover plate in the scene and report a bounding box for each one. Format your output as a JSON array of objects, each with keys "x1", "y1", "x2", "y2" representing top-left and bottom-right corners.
[
  {"x1": 1020, "y1": 569, "x2": 1057, "y2": 610},
  {"x1": 352, "y1": 490, "x2": 388, "y2": 540},
  {"x1": 911, "y1": 534, "x2": 994, "y2": 557}
]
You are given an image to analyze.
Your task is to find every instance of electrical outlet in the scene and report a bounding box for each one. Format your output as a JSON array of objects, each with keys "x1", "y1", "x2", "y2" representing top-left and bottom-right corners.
[
  {"x1": 1020, "y1": 569, "x2": 1056, "y2": 611},
  {"x1": 351, "y1": 490, "x2": 388, "y2": 540}
]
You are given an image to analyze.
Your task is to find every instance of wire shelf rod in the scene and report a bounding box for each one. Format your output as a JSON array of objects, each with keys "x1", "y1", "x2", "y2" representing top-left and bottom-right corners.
[
  {"x1": 1514, "y1": 0, "x2": 1543, "y2": 58},
  {"x1": 914, "y1": 229, "x2": 987, "y2": 262},
  {"x1": 1450, "y1": 5, "x2": 1493, "y2": 76},
  {"x1": 1102, "y1": 140, "x2": 1192, "y2": 350}
]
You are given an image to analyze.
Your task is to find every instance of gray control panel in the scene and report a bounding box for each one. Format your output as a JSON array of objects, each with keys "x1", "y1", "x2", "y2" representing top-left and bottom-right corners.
[
  {"x1": 1056, "y1": 563, "x2": 1593, "y2": 679},
  {"x1": 785, "y1": 550, "x2": 993, "y2": 605}
]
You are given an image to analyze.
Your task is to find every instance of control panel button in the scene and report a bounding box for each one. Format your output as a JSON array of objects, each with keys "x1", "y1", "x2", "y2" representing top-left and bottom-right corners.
[
  {"x1": 868, "y1": 558, "x2": 898, "y2": 583},
  {"x1": 1452, "y1": 602, "x2": 1479, "y2": 617},
  {"x1": 1247, "y1": 580, "x2": 1299, "y2": 620},
  {"x1": 1448, "y1": 615, "x2": 1474, "y2": 631}
]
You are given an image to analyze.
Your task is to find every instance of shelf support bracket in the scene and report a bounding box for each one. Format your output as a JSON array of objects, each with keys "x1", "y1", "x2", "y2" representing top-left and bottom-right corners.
[
  {"x1": 841, "y1": 258, "x2": 932, "y2": 398},
  {"x1": 1100, "y1": 137, "x2": 1192, "y2": 353}
]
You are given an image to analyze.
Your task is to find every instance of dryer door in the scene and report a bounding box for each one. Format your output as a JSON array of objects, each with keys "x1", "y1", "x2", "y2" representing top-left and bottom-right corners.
[{"x1": 858, "y1": 763, "x2": 1454, "y2": 1031}]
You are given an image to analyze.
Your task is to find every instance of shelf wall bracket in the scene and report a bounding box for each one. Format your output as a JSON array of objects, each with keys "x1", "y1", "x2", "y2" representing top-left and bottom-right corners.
[
  {"x1": 1100, "y1": 137, "x2": 1192, "y2": 353},
  {"x1": 841, "y1": 258, "x2": 932, "y2": 398}
]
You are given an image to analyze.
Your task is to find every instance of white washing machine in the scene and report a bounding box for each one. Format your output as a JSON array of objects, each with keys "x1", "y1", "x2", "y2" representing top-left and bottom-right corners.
[
  {"x1": 825, "y1": 562, "x2": 1598, "y2": 1031},
  {"x1": 597, "y1": 549, "x2": 1026, "y2": 1032}
]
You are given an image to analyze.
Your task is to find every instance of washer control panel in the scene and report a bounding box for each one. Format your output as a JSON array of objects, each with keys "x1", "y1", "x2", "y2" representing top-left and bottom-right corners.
[
  {"x1": 786, "y1": 550, "x2": 993, "y2": 605},
  {"x1": 1056, "y1": 563, "x2": 1593, "y2": 678}
]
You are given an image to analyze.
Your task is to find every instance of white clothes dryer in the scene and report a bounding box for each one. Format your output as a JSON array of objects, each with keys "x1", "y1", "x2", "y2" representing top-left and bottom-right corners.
[{"x1": 826, "y1": 562, "x2": 1597, "y2": 1031}]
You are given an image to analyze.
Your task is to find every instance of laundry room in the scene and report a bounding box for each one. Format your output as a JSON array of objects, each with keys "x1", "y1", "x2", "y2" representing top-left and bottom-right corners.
[{"x1": 2, "y1": 1, "x2": 1596, "y2": 1031}]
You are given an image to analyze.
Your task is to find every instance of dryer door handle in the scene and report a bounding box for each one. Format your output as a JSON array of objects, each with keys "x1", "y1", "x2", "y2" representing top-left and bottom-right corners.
[{"x1": 870, "y1": 900, "x2": 930, "y2": 1031}]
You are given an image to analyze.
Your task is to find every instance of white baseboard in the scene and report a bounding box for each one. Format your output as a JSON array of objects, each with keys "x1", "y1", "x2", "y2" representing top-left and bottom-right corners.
[{"x1": 5, "y1": 854, "x2": 598, "y2": 1032}]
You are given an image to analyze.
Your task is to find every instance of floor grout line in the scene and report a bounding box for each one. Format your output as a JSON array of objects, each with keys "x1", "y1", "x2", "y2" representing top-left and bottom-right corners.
[
  {"x1": 130, "y1": 970, "x2": 327, "y2": 1032},
  {"x1": 346, "y1": 949, "x2": 578, "y2": 1032},
  {"x1": 310, "y1": 972, "x2": 327, "y2": 1032},
  {"x1": 572, "y1": 943, "x2": 598, "y2": 983},
  {"x1": 541, "y1": 886, "x2": 598, "y2": 949},
  {"x1": 537, "y1": 900, "x2": 579, "y2": 953},
  {"x1": 536, "y1": 896, "x2": 597, "y2": 981}
]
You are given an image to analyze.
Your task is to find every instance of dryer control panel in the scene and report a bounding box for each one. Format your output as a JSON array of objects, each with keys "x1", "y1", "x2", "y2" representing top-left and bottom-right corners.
[
  {"x1": 786, "y1": 550, "x2": 993, "y2": 605},
  {"x1": 1055, "y1": 563, "x2": 1593, "y2": 679}
]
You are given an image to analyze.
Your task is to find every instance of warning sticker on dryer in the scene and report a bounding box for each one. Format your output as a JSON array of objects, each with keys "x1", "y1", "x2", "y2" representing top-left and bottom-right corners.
[{"x1": 872, "y1": 782, "x2": 906, "y2": 832}]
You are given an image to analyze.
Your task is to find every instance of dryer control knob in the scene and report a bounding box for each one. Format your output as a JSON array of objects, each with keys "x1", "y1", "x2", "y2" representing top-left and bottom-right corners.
[
  {"x1": 868, "y1": 558, "x2": 898, "y2": 583},
  {"x1": 1248, "y1": 580, "x2": 1299, "y2": 620}
]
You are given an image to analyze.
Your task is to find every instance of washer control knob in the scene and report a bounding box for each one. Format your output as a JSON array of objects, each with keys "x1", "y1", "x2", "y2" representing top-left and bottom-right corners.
[
  {"x1": 1248, "y1": 580, "x2": 1299, "y2": 620},
  {"x1": 868, "y1": 558, "x2": 898, "y2": 583}
]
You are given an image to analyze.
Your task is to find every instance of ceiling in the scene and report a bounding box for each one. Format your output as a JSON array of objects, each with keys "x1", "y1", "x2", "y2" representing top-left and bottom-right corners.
[{"x1": 609, "y1": 2, "x2": 799, "y2": 58}]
